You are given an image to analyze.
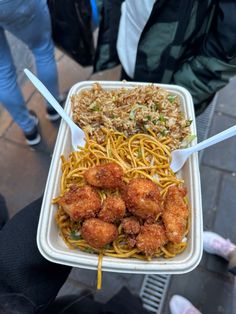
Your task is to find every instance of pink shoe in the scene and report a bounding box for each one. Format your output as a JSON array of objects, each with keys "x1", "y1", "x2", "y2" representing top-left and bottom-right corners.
[
  {"x1": 203, "y1": 231, "x2": 236, "y2": 260},
  {"x1": 169, "y1": 295, "x2": 202, "y2": 314}
]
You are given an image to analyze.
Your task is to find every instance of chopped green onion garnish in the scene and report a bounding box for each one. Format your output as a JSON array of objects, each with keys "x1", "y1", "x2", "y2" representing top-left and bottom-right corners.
[
  {"x1": 70, "y1": 230, "x2": 81, "y2": 240},
  {"x1": 158, "y1": 115, "x2": 166, "y2": 122},
  {"x1": 89, "y1": 102, "x2": 100, "y2": 111},
  {"x1": 160, "y1": 130, "x2": 167, "y2": 136},
  {"x1": 186, "y1": 119, "x2": 193, "y2": 127},
  {"x1": 167, "y1": 95, "x2": 176, "y2": 103},
  {"x1": 83, "y1": 247, "x2": 95, "y2": 253}
]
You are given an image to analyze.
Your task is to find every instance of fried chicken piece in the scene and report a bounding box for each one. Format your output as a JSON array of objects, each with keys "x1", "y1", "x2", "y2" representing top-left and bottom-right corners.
[
  {"x1": 136, "y1": 224, "x2": 168, "y2": 256},
  {"x1": 58, "y1": 185, "x2": 101, "y2": 221},
  {"x1": 98, "y1": 195, "x2": 126, "y2": 223},
  {"x1": 84, "y1": 162, "x2": 123, "y2": 189},
  {"x1": 123, "y1": 178, "x2": 163, "y2": 220},
  {"x1": 81, "y1": 218, "x2": 118, "y2": 249},
  {"x1": 145, "y1": 217, "x2": 157, "y2": 225},
  {"x1": 162, "y1": 185, "x2": 188, "y2": 243},
  {"x1": 121, "y1": 217, "x2": 140, "y2": 235},
  {"x1": 126, "y1": 236, "x2": 136, "y2": 249}
]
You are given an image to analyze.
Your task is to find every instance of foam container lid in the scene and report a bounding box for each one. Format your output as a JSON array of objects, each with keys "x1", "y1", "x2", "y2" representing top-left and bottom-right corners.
[{"x1": 37, "y1": 81, "x2": 203, "y2": 274}]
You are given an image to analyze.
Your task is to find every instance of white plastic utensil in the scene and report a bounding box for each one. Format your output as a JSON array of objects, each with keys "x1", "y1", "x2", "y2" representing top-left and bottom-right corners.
[
  {"x1": 170, "y1": 125, "x2": 236, "y2": 173},
  {"x1": 24, "y1": 69, "x2": 85, "y2": 150}
]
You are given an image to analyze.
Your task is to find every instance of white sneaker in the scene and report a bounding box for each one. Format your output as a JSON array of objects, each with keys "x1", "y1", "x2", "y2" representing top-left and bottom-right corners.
[
  {"x1": 203, "y1": 231, "x2": 236, "y2": 260},
  {"x1": 169, "y1": 295, "x2": 202, "y2": 314}
]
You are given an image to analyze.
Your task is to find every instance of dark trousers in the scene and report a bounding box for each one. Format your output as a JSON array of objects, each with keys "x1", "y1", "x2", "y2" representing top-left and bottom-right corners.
[
  {"x1": 0, "y1": 196, "x2": 149, "y2": 314},
  {"x1": 0, "y1": 197, "x2": 71, "y2": 313}
]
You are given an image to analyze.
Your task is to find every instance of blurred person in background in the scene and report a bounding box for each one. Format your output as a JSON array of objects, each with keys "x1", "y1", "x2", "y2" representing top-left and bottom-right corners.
[
  {"x1": 168, "y1": 230, "x2": 236, "y2": 314},
  {"x1": 203, "y1": 231, "x2": 236, "y2": 275},
  {"x1": 94, "y1": 0, "x2": 236, "y2": 116},
  {"x1": 0, "y1": 0, "x2": 60, "y2": 146}
]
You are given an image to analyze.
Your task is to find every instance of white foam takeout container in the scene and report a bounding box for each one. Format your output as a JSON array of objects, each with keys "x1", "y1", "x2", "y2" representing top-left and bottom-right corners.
[{"x1": 37, "y1": 81, "x2": 203, "y2": 274}]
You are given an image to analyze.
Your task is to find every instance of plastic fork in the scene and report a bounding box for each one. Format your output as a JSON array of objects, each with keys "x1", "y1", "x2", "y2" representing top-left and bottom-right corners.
[
  {"x1": 170, "y1": 125, "x2": 236, "y2": 173},
  {"x1": 24, "y1": 69, "x2": 85, "y2": 150}
]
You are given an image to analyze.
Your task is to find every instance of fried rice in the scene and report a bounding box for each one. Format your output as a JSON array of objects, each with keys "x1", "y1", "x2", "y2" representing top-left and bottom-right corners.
[{"x1": 71, "y1": 83, "x2": 192, "y2": 150}]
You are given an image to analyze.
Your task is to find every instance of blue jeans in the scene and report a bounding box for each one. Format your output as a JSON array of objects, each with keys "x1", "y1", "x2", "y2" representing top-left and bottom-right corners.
[{"x1": 0, "y1": 0, "x2": 59, "y2": 133}]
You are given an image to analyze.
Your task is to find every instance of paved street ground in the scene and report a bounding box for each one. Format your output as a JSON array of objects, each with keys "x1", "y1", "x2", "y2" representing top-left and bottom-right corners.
[{"x1": 0, "y1": 36, "x2": 236, "y2": 314}]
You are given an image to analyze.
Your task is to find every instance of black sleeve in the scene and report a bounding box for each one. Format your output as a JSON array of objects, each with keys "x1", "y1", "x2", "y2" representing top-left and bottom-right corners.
[
  {"x1": 0, "y1": 197, "x2": 71, "y2": 312},
  {"x1": 201, "y1": 0, "x2": 236, "y2": 61},
  {"x1": 174, "y1": 1, "x2": 236, "y2": 112},
  {"x1": 94, "y1": 0, "x2": 124, "y2": 72}
]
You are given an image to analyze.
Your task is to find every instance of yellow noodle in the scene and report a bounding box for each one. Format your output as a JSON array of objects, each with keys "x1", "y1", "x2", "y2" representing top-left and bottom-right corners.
[
  {"x1": 55, "y1": 128, "x2": 190, "y2": 288},
  {"x1": 104, "y1": 249, "x2": 138, "y2": 258},
  {"x1": 97, "y1": 254, "x2": 103, "y2": 290},
  {"x1": 161, "y1": 246, "x2": 176, "y2": 258}
]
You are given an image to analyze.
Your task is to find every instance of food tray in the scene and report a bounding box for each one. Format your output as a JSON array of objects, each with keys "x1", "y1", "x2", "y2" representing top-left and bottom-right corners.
[{"x1": 37, "y1": 81, "x2": 203, "y2": 274}]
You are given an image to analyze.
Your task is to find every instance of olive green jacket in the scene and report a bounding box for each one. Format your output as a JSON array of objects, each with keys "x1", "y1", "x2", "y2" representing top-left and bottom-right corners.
[{"x1": 94, "y1": 0, "x2": 236, "y2": 113}]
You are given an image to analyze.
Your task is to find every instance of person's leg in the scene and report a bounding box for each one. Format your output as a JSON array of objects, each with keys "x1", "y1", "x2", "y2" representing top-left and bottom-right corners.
[
  {"x1": 228, "y1": 258, "x2": 236, "y2": 275},
  {"x1": 27, "y1": 0, "x2": 60, "y2": 107},
  {"x1": 203, "y1": 231, "x2": 236, "y2": 275},
  {"x1": 103, "y1": 287, "x2": 150, "y2": 314},
  {"x1": 45, "y1": 287, "x2": 150, "y2": 314},
  {"x1": 0, "y1": 197, "x2": 71, "y2": 311},
  {"x1": 0, "y1": 193, "x2": 8, "y2": 230},
  {"x1": 0, "y1": 27, "x2": 36, "y2": 133},
  {"x1": 43, "y1": 293, "x2": 103, "y2": 314},
  {"x1": 4, "y1": 0, "x2": 60, "y2": 119},
  {"x1": 169, "y1": 295, "x2": 202, "y2": 314}
]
